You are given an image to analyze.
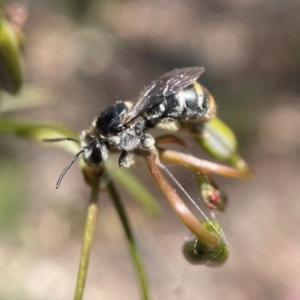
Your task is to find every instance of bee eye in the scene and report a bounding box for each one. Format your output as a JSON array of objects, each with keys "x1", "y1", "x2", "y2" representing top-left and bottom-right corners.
[{"x1": 90, "y1": 146, "x2": 102, "y2": 165}]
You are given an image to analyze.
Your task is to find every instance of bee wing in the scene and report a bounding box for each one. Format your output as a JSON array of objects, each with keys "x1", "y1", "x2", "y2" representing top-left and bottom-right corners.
[{"x1": 121, "y1": 67, "x2": 205, "y2": 127}]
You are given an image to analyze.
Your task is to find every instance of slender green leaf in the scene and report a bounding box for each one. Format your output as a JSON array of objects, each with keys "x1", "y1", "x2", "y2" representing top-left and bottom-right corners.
[
  {"x1": 74, "y1": 172, "x2": 101, "y2": 300},
  {"x1": 0, "y1": 118, "x2": 80, "y2": 154},
  {"x1": 107, "y1": 178, "x2": 151, "y2": 300},
  {"x1": 0, "y1": 85, "x2": 53, "y2": 112},
  {"x1": 0, "y1": 14, "x2": 23, "y2": 93}
]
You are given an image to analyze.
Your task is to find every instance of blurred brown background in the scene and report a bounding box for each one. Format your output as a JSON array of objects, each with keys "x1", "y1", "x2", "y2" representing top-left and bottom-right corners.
[{"x1": 1, "y1": 0, "x2": 300, "y2": 299}]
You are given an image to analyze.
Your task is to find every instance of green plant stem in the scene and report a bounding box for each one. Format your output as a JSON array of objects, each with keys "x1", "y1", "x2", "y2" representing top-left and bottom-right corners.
[
  {"x1": 146, "y1": 154, "x2": 220, "y2": 249},
  {"x1": 107, "y1": 178, "x2": 151, "y2": 300},
  {"x1": 74, "y1": 173, "x2": 101, "y2": 300},
  {"x1": 160, "y1": 149, "x2": 253, "y2": 179}
]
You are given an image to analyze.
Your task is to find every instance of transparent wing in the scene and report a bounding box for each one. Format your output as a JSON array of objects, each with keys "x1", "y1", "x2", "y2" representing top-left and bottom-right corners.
[{"x1": 121, "y1": 67, "x2": 205, "y2": 127}]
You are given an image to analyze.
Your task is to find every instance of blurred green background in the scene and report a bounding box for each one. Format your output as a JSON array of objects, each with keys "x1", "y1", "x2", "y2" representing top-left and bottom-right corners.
[{"x1": 1, "y1": 0, "x2": 300, "y2": 299}]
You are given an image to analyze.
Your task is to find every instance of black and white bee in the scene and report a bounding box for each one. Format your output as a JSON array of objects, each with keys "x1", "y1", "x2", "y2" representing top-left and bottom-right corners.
[{"x1": 47, "y1": 67, "x2": 216, "y2": 188}]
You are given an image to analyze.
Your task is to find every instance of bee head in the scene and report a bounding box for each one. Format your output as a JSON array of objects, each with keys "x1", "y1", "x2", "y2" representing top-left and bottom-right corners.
[
  {"x1": 80, "y1": 130, "x2": 109, "y2": 167},
  {"x1": 43, "y1": 131, "x2": 109, "y2": 189}
]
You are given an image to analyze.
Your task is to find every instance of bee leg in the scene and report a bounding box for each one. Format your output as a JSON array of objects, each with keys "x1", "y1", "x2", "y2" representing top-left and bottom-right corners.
[
  {"x1": 155, "y1": 118, "x2": 180, "y2": 132},
  {"x1": 118, "y1": 151, "x2": 135, "y2": 168},
  {"x1": 140, "y1": 133, "x2": 159, "y2": 159}
]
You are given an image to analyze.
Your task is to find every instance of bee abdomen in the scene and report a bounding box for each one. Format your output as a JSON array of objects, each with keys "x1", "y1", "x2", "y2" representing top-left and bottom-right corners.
[
  {"x1": 144, "y1": 82, "x2": 215, "y2": 128},
  {"x1": 180, "y1": 83, "x2": 209, "y2": 119}
]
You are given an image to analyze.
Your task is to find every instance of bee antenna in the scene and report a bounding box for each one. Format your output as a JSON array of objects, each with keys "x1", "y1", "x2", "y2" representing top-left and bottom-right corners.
[
  {"x1": 43, "y1": 137, "x2": 80, "y2": 143},
  {"x1": 56, "y1": 149, "x2": 85, "y2": 189}
]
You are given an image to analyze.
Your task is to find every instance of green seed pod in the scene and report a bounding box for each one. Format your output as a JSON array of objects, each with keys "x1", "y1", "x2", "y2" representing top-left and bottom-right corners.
[
  {"x1": 193, "y1": 117, "x2": 238, "y2": 162},
  {"x1": 195, "y1": 172, "x2": 228, "y2": 212},
  {"x1": 0, "y1": 12, "x2": 23, "y2": 93},
  {"x1": 182, "y1": 238, "x2": 209, "y2": 265},
  {"x1": 200, "y1": 183, "x2": 227, "y2": 212},
  {"x1": 200, "y1": 220, "x2": 229, "y2": 266},
  {"x1": 183, "y1": 221, "x2": 229, "y2": 266}
]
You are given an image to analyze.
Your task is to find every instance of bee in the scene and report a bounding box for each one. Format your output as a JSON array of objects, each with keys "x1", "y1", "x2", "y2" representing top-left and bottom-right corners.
[{"x1": 46, "y1": 67, "x2": 216, "y2": 188}]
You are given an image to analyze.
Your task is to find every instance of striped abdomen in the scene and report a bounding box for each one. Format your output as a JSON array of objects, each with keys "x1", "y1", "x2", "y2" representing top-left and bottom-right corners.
[{"x1": 145, "y1": 82, "x2": 216, "y2": 122}]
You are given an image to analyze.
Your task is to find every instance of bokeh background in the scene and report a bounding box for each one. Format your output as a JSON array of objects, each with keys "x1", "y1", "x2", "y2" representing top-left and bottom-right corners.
[{"x1": 1, "y1": 0, "x2": 300, "y2": 299}]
